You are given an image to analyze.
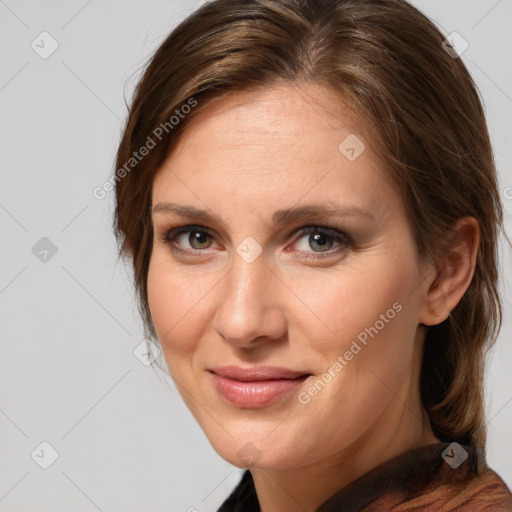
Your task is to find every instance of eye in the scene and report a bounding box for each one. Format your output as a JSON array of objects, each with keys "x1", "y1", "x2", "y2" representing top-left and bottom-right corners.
[
  {"x1": 156, "y1": 224, "x2": 352, "y2": 260},
  {"x1": 158, "y1": 225, "x2": 216, "y2": 256},
  {"x1": 288, "y1": 226, "x2": 352, "y2": 259},
  {"x1": 176, "y1": 229, "x2": 213, "y2": 250}
]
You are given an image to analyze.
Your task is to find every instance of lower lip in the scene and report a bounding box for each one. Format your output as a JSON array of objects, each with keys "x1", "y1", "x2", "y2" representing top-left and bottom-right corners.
[{"x1": 210, "y1": 373, "x2": 310, "y2": 408}]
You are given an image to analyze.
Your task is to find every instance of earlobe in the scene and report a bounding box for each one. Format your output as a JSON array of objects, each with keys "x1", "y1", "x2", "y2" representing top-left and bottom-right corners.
[
  {"x1": 421, "y1": 283, "x2": 449, "y2": 326},
  {"x1": 418, "y1": 217, "x2": 479, "y2": 327}
]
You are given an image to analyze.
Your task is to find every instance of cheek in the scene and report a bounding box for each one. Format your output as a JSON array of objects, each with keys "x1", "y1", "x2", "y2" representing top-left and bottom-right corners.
[
  {"x1": 292, "y1": 254, "x2": 415, "y2": 352},
  {"x1": 293, "y1": 262, "x2": 419, "y2": 427},
  {"x1": 146, "y1": 254, "x2": 206, "y2": 357}
]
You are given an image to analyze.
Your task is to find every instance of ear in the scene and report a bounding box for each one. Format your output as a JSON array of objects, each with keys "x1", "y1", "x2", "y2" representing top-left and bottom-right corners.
[{"x1": 418, "y1": 216, "x2": 480, "y2": 326}]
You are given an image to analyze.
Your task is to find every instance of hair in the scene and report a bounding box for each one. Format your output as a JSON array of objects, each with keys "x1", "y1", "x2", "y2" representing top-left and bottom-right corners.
[{"x1": 113, "y1": 0, "x2": 505, "y2": 456}]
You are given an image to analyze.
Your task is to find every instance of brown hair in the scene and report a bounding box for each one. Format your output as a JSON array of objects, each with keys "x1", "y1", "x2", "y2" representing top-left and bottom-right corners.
[{"x1": 113, "y1": 0, "x2": 504, "y2": 455}]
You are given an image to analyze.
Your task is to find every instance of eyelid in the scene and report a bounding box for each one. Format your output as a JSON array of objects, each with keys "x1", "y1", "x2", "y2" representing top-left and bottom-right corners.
[
  {"x1": 155, "y1": 224, "x2": 219, "y2": 254},
  {"x1": 157, "y1": 223, "x2": 353, "y2": 257},
  {"x1": 288, "y1": 225, "x2": 352, "y2": 245}
]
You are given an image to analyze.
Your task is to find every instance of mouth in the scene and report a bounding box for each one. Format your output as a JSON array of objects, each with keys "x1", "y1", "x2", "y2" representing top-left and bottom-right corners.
[{"x1": 208, "y1": 366, "x2": 312, "y2": 408}]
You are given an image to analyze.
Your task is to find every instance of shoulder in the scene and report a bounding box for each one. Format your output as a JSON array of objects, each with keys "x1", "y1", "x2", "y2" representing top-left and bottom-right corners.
[
  {"x1": 394, "y1": 443, "x2": 512, "y2": 511},
  {"x1": 317, "y1": 442, "x2": 512, "y2": 512},
  {"x1": 217, "y1": 470, "x2": 259, "y2": 512},
  {"x1": 398, "y1": 464, "x2": 512, "y2": 511},
  {"x1": 437, "y1": 465, "x2": 512, "y2": 511}
]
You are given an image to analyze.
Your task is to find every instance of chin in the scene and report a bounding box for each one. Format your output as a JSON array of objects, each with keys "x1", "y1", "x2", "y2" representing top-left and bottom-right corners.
[{"x1": 204, "y1": 428, "x2": 305, "y2": 470}]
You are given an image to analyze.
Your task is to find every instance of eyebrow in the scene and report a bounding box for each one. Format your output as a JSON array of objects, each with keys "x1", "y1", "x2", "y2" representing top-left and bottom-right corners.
[{"x1": 152, "y1": 202, "x2": 375, "y2": 226}]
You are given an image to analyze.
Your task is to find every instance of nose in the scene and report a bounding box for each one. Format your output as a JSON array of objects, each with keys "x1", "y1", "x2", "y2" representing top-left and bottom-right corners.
[{"x1": 212, "y1": 255, "x2": 287, "y2": 349}]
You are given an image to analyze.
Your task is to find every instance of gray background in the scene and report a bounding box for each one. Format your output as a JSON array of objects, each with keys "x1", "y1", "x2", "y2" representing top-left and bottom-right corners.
[{"x1": 0, "y1": 1, "x2": 511, "y2": 511}]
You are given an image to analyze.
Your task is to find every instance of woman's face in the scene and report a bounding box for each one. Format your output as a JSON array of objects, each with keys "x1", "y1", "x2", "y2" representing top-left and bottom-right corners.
[{"x1": 148, "y1": 83, "x2": 433, "y2": 470}]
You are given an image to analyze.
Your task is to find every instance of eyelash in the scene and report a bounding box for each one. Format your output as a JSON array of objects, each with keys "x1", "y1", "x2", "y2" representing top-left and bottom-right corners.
[{"x1": 156, "y1": 224, "x2": 353, "y2": 261}]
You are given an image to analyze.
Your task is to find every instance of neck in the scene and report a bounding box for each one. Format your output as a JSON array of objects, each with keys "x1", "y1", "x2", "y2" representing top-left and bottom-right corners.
[
  {"x1": 252, "y1": 412, "x2": 439, "y2": 512},
  {"x1": 250, "y1": 337, "x2": 439, "y2": 512}
]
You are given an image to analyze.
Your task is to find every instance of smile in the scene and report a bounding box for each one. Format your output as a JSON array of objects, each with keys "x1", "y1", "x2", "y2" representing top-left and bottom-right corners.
[{"x1": 209, "y1": 366, "x2": 312, "y2": 408}]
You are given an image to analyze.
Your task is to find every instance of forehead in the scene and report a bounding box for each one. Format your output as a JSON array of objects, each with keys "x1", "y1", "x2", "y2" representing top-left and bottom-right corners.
[
  {"x1": 169, "y1": 83, "x2": 362, "y2": 158},
  {"x1": 151, "y1": 83, "x2": 398, "y2": 219}
]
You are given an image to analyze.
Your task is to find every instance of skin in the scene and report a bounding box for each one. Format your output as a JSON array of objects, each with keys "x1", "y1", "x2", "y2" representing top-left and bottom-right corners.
[{"x1": 147, "y1": 83, "x2": 479, "y2": 511}]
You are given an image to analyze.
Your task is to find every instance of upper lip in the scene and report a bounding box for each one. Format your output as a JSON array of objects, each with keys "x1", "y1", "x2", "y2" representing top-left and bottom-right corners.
[{"x1": 209, "y1": 366, "x2": 311, "y2": 381}]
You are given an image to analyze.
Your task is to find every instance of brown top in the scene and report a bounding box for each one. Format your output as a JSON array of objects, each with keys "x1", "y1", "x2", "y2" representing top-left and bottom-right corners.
[{"x1": 218, "y1": 442, "x2": 512, "y2": 511}]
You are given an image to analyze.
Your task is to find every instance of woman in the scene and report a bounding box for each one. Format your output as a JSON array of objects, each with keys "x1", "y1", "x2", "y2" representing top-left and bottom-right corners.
[{"x1": 113, "y1": 0, "x2": 512, "y2": 509}]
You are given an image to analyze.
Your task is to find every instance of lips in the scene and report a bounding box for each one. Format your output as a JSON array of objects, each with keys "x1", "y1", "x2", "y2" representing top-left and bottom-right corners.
[
  {"x1": 210, "y1": 365, "x2": 310, "y2": 381},
  {"x1": 209, "y1": 366, "x2": 312, "y2": 408}
]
